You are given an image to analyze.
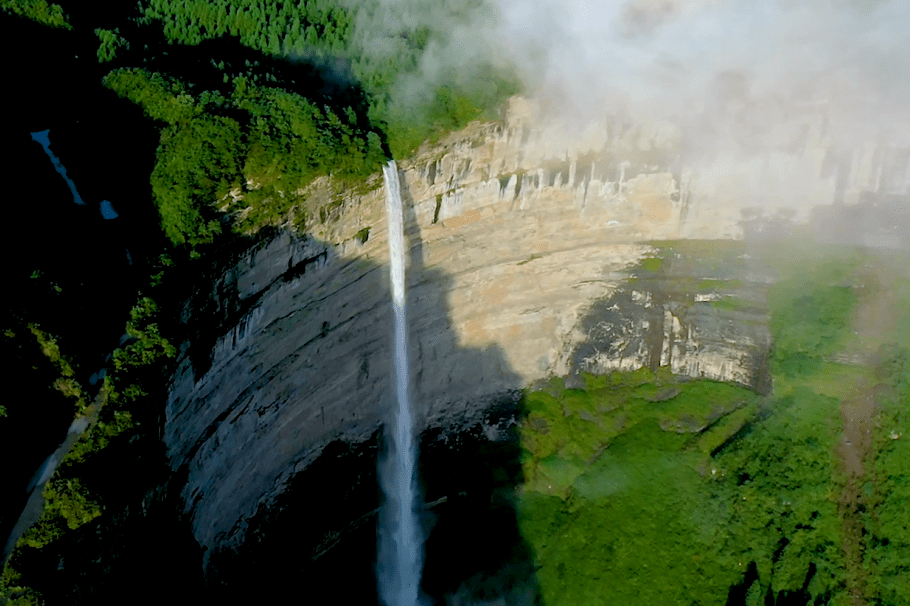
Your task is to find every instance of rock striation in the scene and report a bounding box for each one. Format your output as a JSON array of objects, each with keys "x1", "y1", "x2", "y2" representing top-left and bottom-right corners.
[{"x1": 163, "y1": 95, "x2": 896, "y2": 571}]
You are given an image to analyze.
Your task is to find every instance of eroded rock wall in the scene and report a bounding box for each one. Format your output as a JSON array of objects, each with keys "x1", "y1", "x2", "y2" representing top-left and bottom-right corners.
[{"x1": 165, "y1": 96, "x2": 848, "y2": 565}]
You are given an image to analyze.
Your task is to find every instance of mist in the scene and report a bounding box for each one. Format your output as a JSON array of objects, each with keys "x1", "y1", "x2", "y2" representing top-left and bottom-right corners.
[
  {"x1": 353, "y1": 0, "x2": 910, "y2": 130},
  {"x1": 350, "y1": 0, "x2": 910, "y2": 224},
  {"x1": 494, "y1": 0, "x2": 910, "y2": 145}
]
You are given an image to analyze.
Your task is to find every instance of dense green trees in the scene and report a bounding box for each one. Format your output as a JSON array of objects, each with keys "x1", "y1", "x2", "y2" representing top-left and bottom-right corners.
[
  {"x1": 869, "y1": 342, "x2": 910, "y2": 603},
  {"x1": 94, "y1": 28, "x2": 129, "y2": 63},
  {"x1": 232, "y1": 80, "x2": 385, "y2": 230},
  {"x1": 2, "y1": 274, "x2": 178, "y2": 602},
  {"x1": 103, "y1": 68, "x2": 199, "y2": 125},
  {"x1": 112, "y1": 297, "x2": 176, "y2": 370},
  {"x1": 150, "y1": 115, "x2": 244, "y2": 246},
  {"x1": 0, "y1": 0, "x2": 69, "y2": 28},
  {"x1": 518, "y1": 375, "x2": 849, "y2": 605},
  {"x1": 92, "y1": 0, "x2": 521, "y2": 247},
  {"x1": 104, "y1": 66, "x2": 385, "y2": 246},
  {"x1": 12, "y1": 0, "x2": 520, "y2": 245},
  {"x1": 235, "y1": 79, "x2": 383, "y2": 182},
  {"x1": 142, "y1": 0, "x2": 352, "y2": 57},
  {"x1": 137, "y1": 0, "x2": 518, "y2": 157},
  {"x1": 769, "y1": 280, "x2": 858, "y2": 377}
]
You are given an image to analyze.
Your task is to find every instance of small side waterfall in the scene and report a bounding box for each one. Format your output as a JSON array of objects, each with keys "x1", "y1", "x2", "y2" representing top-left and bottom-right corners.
[
  {"x1": 30, "y1": 130, "x2": 86, "y2": 206},
  {"x1": 378, "y1": 160, "x2": 424, "y2": 606}
]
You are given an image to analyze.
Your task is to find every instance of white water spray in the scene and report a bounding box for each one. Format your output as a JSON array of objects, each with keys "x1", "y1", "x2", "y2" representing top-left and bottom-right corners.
[{"x1": 378, "y1": 160, "x2": 424, "y2": 606}]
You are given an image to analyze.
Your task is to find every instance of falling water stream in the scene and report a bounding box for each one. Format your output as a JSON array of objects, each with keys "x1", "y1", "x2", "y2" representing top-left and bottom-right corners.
[{"x1": 378, "y1": 160, "x2": 424, "y2": 606}]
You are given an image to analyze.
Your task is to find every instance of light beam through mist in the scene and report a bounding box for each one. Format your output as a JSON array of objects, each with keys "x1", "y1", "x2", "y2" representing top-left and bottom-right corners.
[{"x1": 378, "y1": 160, "x2": 424, "y2": 606}]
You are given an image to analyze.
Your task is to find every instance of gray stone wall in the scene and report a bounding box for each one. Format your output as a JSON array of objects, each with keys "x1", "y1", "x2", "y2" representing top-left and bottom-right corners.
[{"x1": 165, "y1": 95, "x2": 886, "y2": 565}]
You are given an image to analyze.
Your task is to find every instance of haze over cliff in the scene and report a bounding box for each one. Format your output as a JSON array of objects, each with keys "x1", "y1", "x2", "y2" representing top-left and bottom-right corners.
[{"x1": 358, "y1": 0, "x2": 910, "y2": 210}]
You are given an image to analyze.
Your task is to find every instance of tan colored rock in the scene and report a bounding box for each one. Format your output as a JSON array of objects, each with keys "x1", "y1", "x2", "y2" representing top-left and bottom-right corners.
[{"x1": 166, "y1": 94, "x2": 894, "y2": 566}]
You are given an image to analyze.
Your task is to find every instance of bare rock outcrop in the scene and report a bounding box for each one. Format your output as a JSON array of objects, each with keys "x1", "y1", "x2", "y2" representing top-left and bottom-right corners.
[{"x1": 164, "y1": 95, "x2": 883, "y2": 567}]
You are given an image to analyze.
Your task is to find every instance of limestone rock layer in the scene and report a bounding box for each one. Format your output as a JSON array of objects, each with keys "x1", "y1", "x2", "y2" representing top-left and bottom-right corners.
[{"x1": 165, "y1": 96, "x2": 871, "y2": 563}]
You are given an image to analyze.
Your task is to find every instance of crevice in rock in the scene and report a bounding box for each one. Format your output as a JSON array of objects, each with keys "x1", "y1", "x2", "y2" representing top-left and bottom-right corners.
[{"x1": 433, "y1": 193, "x2": 442, "y2": 224}]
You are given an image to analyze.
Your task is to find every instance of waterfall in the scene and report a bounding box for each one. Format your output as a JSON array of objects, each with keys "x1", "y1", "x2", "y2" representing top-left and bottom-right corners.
[
  {"x1": 378, "y1": 160, "x2": 424, "y2": 606},
  {"x1": 30, "y1": 130, "x2": 86, "y2": 206}
]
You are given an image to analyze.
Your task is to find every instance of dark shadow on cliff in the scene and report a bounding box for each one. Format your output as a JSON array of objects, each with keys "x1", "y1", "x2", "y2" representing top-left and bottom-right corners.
[
  {"x1": 2, "y1": 8, "x2": 533, "y2": 597},
  {"x1": 190, "y1": 169, "x2": 542, "y2": 605},
  {"x1": 1, "y1": 6, "x2": 381, "y2": 562},
  {"x1": 399, "y1": 170, "x2": 541, "y2": 606},
  {"x1": 10, "y1": 164, "x2": 540, "y2": 604}
]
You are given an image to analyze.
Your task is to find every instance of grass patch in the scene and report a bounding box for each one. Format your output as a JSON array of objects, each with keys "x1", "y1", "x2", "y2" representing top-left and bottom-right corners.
[
  {"x1": 520, "y1": 371, "x2": 759, "y2": 496},
  {"x1": 354, "y1": 227, "x2": 371, "y2": 244},
  {"x1": 695, "y1": 403, "x2": 758, "y2": 455},
  {"x1": 639, "y1": 257, "x2": 663, "y2": 272},
  {"x1": 698, "y1": 278, "x2": 744, "y2": 290},
  {"x1": 650, "y1": 239, "x2": 747, "y2": 256},
  {"x1": 709, "y1": 296, "x2": 752, "y2": 312},
  {"x1": 518, "y1": 371, "x2": 847, "y2": 606}
]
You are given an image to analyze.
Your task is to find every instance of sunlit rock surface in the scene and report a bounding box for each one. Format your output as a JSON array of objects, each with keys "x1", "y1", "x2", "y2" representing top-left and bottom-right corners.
[{"x1": 164, "y1": 96, "x2": 903, "y2": 567}]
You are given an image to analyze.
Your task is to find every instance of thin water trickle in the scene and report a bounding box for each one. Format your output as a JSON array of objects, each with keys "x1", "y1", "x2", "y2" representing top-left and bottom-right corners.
[
  {"x1": 30, "y1": 130, "x2": 86, "y2": 206},
  {"x1": 378, "y1": 160, "x2": 424, "y2": 606}
]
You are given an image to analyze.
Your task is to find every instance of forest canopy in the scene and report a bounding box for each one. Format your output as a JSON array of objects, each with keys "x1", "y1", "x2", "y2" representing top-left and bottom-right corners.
[
  {"x1": 90, "y1": 0, "x2": 518, "y2": 248},
  {"x1": 0, "y1": 0, "x2": 69, "y2": 28}
]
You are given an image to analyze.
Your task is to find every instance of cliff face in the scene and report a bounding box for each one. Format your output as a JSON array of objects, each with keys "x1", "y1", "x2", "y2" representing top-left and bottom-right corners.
[{"x1": 164, "y1": 96, "x2": 871, "y2": 569}]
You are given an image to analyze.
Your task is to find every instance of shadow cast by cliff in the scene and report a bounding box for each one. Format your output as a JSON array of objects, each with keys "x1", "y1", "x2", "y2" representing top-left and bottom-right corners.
[{"x1": 191, "y1": 169, "x2": 541, "y2": 605}]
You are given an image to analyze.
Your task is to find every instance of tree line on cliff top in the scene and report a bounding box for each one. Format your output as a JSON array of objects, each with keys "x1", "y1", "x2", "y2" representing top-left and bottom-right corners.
[
  {"x1": 2, "y1": 0, "x2": 517, "y2": 249},
  {"x1": 95, "y1": 0, "x2": 518, "y2": 249}
]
